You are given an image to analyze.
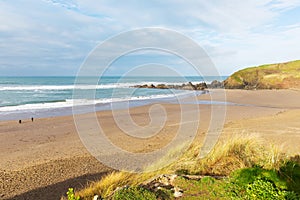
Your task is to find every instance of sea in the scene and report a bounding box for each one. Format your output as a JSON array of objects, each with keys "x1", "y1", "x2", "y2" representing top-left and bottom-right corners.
[{"x1": 0, "y1": 76, "x2": 227, "y2": 121}]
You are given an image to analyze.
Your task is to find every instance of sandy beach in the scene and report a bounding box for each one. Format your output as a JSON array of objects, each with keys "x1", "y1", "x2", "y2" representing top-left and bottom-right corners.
[{"x1": 0, "y1": 89, "x2": 300, "y2": 199}]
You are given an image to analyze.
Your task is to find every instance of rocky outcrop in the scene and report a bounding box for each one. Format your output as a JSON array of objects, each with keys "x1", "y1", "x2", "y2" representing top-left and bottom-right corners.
[
  {"x1": 224, "y1": 60, "x2": 300, "y2": 89},
  {"x1": 133, "y1": 82, "x2": 208, "y2": 90},
  {"x1": 207, "y1": 80, "x2": 224, "y2": 88},
  {"x1": 141, "y1": 174, "x2": 183, "y2": 198}
]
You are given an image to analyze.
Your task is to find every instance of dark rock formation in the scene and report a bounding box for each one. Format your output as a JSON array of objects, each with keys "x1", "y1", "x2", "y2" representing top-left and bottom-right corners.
[
  {"x1": 207, "y1": 80, "x2": 224, "y2": 88},
  {"x1": 133, "y1": 82, "x2": 208, "y2": 91}
]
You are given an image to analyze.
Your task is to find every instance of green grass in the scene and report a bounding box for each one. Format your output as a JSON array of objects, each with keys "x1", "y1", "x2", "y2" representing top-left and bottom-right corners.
[
  {"x1": 173, "y1": 176, "x2": 228, "y2": 199},
  {"x1": 172, "y1": 164, "x2": 300, "y2": 200},
  {"x1": 112, "y1": 186, "x2": 157, "y2": 200},
  {"x1": 224, "y1": 60, "x2": 300, "y2": 89}
]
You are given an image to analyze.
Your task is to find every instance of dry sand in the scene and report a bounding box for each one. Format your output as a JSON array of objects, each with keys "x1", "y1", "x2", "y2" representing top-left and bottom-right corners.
[{"x1": 0, "y1": 89, "x2": 300, "y2": 199}]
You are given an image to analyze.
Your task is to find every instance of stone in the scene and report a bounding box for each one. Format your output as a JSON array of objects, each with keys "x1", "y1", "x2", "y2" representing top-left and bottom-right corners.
[
  {"x1": 156, "y1": 84, "x2": 167, "y2": 89},
  {"x1": 173, "y1": 187, "x2": 183, "y2": 198},
  {"x1": 209, "y1": 80, "x2": 223, "y2": 88},
  {"x1": 93, "y1": 195, "x2": 99, "y2": 200},
  {"x1": 133, "y1": 82, "x2": 208, "y2": 90}
]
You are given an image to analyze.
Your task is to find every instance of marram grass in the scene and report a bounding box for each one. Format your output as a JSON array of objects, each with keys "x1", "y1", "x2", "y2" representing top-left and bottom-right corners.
[{"x1": 71, "y1": 134, "x2": 290, "y2": 199}]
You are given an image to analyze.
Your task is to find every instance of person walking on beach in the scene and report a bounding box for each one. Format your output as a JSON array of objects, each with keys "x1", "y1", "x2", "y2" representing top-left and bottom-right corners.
[
  {"x1": 19, "y1": 120, "x2": 22, "y2": 124},
  {"x1": 31, "y1": 117, "x2": 34, "y2": 122}
]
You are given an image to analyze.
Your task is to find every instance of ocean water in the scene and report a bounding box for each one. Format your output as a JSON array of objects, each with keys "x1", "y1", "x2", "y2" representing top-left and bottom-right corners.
[{"x1": 0, "y1": 76, "x2": 227, "y2": 121}]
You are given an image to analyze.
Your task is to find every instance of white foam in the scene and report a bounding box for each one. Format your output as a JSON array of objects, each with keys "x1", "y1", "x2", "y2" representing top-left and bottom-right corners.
[
  {"x1": 0, "y1": 84, "x2": 130, "y2": 91},
  {"x1": 0, "y1": 91, "x2": 192, "y2": 112},
  {"x1": 0, "y1": 82, "x2": 173, "y2": 91},
  {"x1": 0, "y1": 81, "x2": 213, "y2": 91}
]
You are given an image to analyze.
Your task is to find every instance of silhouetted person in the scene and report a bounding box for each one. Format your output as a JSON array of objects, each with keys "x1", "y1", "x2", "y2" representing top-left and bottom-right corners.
[
  {"x1": 19, "y1": 120, "x2": 21, "y2": 124},
  {"x1": 31, "y1": 117, "x2": 34, "y2": 122}
]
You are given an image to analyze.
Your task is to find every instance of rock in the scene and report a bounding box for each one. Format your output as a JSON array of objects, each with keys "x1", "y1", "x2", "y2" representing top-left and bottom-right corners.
[
  {"x1": 141, "y1": 174, "x2": 177, "y2": 191},
  {"x1": 133, "y1": 82, "x2": 208, "y2": 90},
  {"x1": 188, "y1": 82, "x2": 197, "y2": 90},
  {"x1": 181, "y1": 82, "x2": 195, "y2": 90},
  {"x1": 173, "y1": 187, "x2": 183, "y2": 198},
  {"x1": 143, "y1": 175, "x2": 183, "y2": 198},
  {"x1": 93, "y1": 195, "x2": 99, "y2": 200},
  {"x1": 208, "y1": 80, "x2": 223, "y2": 88},
  {"x1": 134, "y1": 84, "x2": 148, "y2": 88},
  {"x1": 195, "y1": 82, "x2": 208, "y2": 90},
  {"x1": 156, "y1": 84, "x2": 167, "y2": 89}
]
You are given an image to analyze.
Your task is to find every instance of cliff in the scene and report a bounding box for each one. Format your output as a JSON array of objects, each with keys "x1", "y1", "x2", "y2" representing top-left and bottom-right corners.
[{"x1": 224, "y1": 60, "x2": 300, "y2": 89}]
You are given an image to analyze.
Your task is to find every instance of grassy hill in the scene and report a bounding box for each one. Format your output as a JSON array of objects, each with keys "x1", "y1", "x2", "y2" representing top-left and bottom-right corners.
[{"x1": 224, "y1": 60, "x2": 300, "y2": 89}]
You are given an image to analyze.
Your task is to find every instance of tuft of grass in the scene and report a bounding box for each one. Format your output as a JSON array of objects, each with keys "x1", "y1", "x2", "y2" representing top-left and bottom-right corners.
[
  {"x1": 173, "y1": 134, "x2": 285, "y2": 176},
  {"x1": 144, "y1": 141, "x2": 191, "y2": 172},
  {"x1": 76, "y1": 171, "x2": 135, "y2": 199},
  {"x1": 76, "y1": 170, "x2": 166, "y2": 199}
]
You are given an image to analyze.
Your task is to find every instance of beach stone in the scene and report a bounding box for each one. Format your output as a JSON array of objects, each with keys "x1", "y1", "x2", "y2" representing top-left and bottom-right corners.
[{"x1": 173, "y1": 187, "x2": 183, "y2": 198}]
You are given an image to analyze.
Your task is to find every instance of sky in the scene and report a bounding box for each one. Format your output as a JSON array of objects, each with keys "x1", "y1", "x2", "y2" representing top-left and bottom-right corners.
[{"x1": 1, "y1": 0, "x2": 300, "y2": 76}]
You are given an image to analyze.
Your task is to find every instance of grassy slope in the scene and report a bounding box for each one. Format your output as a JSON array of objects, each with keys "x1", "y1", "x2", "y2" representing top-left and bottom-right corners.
[
  {"x1": 65, "y1": 135, "x2": 300, "y2": 199},
  {"x1": 224, "y1": 60, "x2": 300, "y2": 89}
]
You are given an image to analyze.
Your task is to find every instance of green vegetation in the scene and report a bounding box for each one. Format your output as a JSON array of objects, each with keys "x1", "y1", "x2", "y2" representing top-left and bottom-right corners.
[
  {"x1": 67, "y1": 188, "x2": 80, "y2": 200},
  {"x1": 173, "y1": 176, "x2": 228, "y2": 199},
  {"x1": 228, "y1": 165, "x2": 300, "y2": 199},
  {"x1": 102, "y1": 164, "x2": 300, "y2": 200},
  {"x1": 224, "y1": 60, "x2": 300, "y2": 89},
  {"x1": 64, "y1": 135, "x2": 300, "y2": 199},
  {"x1": 113, "y1": 186, "x2": 157, "y2": 200}
]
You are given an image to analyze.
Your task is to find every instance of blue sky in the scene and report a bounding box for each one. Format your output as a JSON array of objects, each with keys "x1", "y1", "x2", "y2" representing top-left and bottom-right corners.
[{"x1": 1, "y1": 0, "x2": 300, "y2": 76}]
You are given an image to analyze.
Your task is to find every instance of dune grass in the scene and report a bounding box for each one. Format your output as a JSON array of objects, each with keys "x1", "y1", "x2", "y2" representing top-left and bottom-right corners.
[
  {"x1": 169, "y1": 134, "x2": 287, "y2": 176},
  {"x1": 70, "y1": 134, "x2": 296, "y2": 199}
]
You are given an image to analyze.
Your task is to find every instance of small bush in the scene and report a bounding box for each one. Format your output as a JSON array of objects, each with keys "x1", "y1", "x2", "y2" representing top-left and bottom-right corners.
[
  {"x1": 228, "y1": 166, "x2": 299, "y2": 199},
  {"x1": 67, "y1": 188, "x2": 80, "y2": 200},
  {"x1": 279, "y1": 160, "x2": 300, "y2": 194},
  {"x1": 230, "y1": 167, "x2": 287, "y2": 192},
  {"x1": 245, "y1": 179, "x2": 286, "y2": 200}
]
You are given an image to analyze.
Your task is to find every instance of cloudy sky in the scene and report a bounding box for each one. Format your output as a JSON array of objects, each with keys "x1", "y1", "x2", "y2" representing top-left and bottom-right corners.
[{"x1": 1, "y1": 0, "x2": 300, "y2": 76}]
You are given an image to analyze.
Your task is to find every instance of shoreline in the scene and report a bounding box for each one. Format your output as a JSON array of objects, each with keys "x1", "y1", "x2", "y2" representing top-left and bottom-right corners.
[
  {"x1": 0, "y1": 90, "x2": 206, "y2": 122},
  {"x1": 0, "y1": 89, "x2": 300, "y2": 199}
]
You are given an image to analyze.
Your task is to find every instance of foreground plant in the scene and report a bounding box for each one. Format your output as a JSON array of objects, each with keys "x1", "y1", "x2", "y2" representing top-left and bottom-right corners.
[
  {"x1": 228, "y1": 164, "x2": 300, "y2": 200},
  {"x1": 67, "y1": 188, "x2": 80, "y2": 200}
]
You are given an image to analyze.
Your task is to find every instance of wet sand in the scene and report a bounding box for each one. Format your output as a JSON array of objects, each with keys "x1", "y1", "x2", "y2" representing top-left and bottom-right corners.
[{"x1": 0, "y1": 89, "x2": 300, "y2": 199}]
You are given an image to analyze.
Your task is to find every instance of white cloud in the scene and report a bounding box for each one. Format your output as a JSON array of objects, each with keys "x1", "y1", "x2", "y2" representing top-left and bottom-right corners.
[
  {"x1": 269, "y1": 0, "x2": 300, "y2": 10},
  {"x1": 0, "y1": 0, "x2": 300, "y2": 75},
  {"x1": 44, "y1": 0, "x2": 78, "y2": 10}
]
